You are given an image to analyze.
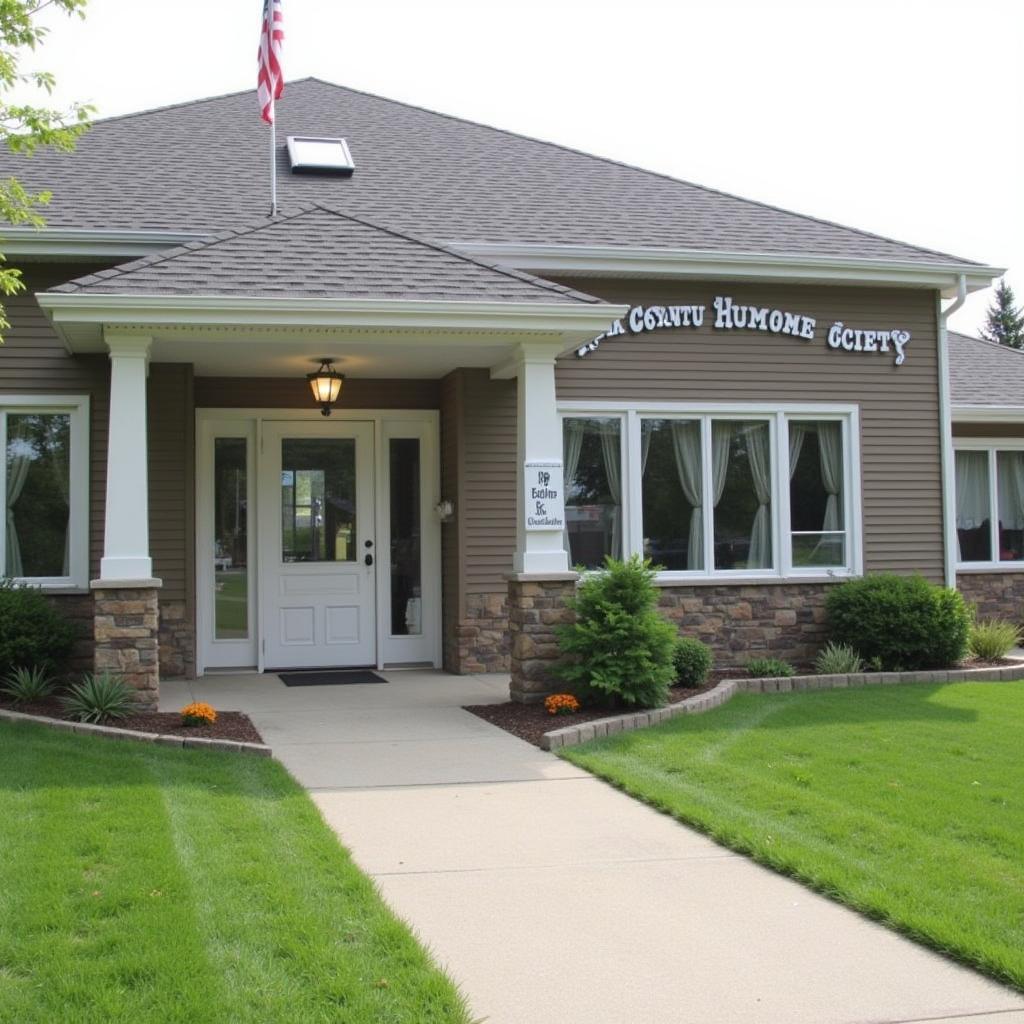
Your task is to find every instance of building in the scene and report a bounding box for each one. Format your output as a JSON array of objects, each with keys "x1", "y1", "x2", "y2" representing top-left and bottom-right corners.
[{"x1": 0, "y1": 79, "x2": 1012, "y2": 705}]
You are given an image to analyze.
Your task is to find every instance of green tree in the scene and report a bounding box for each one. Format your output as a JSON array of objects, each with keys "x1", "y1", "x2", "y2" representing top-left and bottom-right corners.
[
  {"x1": 980, "y1": 279, "x2": 1024, "y2": 349},
  {"x1": 0, "y1": 0, "x2": 92, "y2": 336}
]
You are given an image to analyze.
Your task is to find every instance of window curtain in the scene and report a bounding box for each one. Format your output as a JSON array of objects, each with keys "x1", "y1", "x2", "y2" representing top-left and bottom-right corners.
[
  {"x1": 746, "y1": 423, "x2": 772, "y2": 569},
  {"x1": 711, "y1": 422, "x2": 732, "y2": 568},
  {"x1": 562, "y1": 419, "x2": 585, "y2": 558},
  {"x1": 788, "y1": 423, "x2": 806, "y2": 480},
  {"x1": 670, "y1": 421, "x2": 704, "y2": 570},
  {"x1": 955, "y1": 451, "x2": 990, "y2": 530},
  {"x1": 4, "y1": 422, "x2": 31, "y2": 577},
  {"x1": 599, "y1": 424, "x2": 622, "y2": 559},
  {"x1": 818, "y1": 421, "x2": 843, "y2": 533},
  {"x1": 998, "y1": 452, "x2": 1024, "y2": 532}
]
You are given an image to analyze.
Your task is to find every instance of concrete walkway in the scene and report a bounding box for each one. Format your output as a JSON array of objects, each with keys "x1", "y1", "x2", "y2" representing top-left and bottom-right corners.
[{"x1": 163, "y1": 671, "x2": 1024, "y2": 1024}]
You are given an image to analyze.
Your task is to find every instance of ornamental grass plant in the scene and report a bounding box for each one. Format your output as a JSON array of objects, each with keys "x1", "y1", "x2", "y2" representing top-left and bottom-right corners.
[
  {"x1": 1, "y1": 665, "x2": 57, "y2": 703},
  {"x1": 61, "y1": 673, "x2": 135, "y2": 724},
  {"x1": 969, "y1": 619, "x2": 1021, "y2": 661}
]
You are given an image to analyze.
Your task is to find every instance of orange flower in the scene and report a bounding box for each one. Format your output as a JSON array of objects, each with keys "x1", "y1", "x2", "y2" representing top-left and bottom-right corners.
[
  {"x1": 180, "y1": 701, "x2": 217, "y2": 726},
  {"x1": 544, "y1": 693, "x2": 580, "y2": 716}
]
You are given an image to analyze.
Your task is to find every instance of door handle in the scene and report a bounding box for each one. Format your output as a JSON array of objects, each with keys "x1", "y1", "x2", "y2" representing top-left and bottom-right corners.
[{"x1": 364, "y1": 553, "x2": 374, "y2": 566}]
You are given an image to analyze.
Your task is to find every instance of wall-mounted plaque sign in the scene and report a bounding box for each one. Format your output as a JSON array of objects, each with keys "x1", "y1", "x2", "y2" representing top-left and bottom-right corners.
[
  {"x1": 524, "y1": 461, "x2": 565, "y2": 532},
  {"x1": 577, "y1": 297, "x2": 911, "y2": 366}
]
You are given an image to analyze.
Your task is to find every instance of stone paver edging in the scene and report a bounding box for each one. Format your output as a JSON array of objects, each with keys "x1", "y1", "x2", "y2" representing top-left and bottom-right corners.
[
  {"x1": 542, "y1": 662, "x2": 1024, "y2": 751},
  {"x1": 0, "y1": 707, "x2": 272, "y2": 756}
]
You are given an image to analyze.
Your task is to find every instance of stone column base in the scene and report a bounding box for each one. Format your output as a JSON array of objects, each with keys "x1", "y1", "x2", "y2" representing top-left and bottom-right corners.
[
  {"x1": 507, "y1": 572, "x2": 578, "y2": 703},
  {"x1": 90, "y1": 580, "x2": 162, "y2": 711}
]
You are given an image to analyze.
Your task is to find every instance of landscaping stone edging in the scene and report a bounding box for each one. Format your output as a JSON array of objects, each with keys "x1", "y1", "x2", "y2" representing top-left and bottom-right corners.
[
  {"x1": 0, "y1": 707, "x2": 272, "y2": 757},
  {"x1": 541, "y1": 662, "x2": 1024, "y2": 751}
]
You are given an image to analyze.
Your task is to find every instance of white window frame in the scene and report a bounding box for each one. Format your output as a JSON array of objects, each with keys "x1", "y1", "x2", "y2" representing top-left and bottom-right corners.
[
  {"x1": 560, "y1": 401, "x2": 862, "y2": 583},
  {"x1": 953, "y1": 438, "x2": 1024, "y2": 572},
  {"x1": 0, "y1": 394, "x2": 90, "y2": 589}
]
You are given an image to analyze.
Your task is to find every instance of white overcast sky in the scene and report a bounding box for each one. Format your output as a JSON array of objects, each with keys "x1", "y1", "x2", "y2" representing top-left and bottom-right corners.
[{"x1": 16, "y1": 0, "x2": 1024, "y2": 334}]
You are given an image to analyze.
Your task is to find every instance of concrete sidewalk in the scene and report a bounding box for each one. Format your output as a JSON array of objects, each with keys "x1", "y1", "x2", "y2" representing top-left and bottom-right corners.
[{"x1": 164, "y1": 671, "x2": 1024, "y2": 1024}]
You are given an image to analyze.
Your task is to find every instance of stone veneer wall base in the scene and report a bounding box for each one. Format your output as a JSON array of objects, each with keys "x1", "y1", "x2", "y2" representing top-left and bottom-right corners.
[
  {"x1": 91, "y1": 583, "x2": 161, "y2": 711},
  {"x1": 542, "y1": 661, "x2": 1024, "y2": 750},
  {"x1": 507, "y1": 573, "x2": 578, "y2": 703}
]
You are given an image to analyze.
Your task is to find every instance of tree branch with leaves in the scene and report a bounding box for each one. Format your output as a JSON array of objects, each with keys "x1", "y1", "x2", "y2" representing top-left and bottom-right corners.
[
  {"x1": 980, "y1": 279, "x2": 1024, "y2": 349},
  {"x1": 0, "y1": 0, "x2": 92, "y2": 335}
]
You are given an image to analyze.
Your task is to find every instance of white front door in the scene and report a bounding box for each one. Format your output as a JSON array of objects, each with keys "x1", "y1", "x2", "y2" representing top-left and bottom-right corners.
[{"x1": 259, "y1": 421, "x2": 376, "y2": 669}]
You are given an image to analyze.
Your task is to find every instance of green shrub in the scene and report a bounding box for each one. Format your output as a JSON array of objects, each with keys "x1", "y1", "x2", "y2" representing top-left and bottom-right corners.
[
  {"x1": 814, "y1": 642, "x2": 864, "y2": 675},
  {"x1": 969, "y1": 619, "x2": 1021, "y2": 661},
  {"x1": 61, "y1": 673, "x2": 135, "y2": 724},
  {"x1": 1, "y1": 665, "x2": 57, "y2": 703},
  {"x1": 674, "y1": 637, "x2": 713, "y2": 688},
  {"x1": 0, "y1": 579, "x2": 78, "y2": 676},
  {"x1": 825, "y1": 573, "x2": 970, "y2": 671},
  {"x1": 554, "y1": 555, "x2": 677, "y2": 708},
  {"x1": 746, "y1": 656, "x2": 796, "y2": 678}
]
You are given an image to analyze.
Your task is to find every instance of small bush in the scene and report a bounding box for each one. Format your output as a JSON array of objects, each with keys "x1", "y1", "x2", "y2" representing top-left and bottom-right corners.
[
  {"x1": 814, "y1": 642, "x2": 864, "y2": 675},
  {"x1": 674, "y1": 637, "x2": 713, "y2": 688},
  {"x1": 0, "y1": 580, "x2": 77, "y2": 676},
  {"x1": 747, "y1": 657, "x2": 796, "y2": 678},
  {"x1": 1, "y1": 665, "x2": 57, "y2": 703},
  {"x1": 544, "y1": 693, "x2": 580, "y2": 716},
  {"x1": 969, "y1": 619, "x2": 1021, "y2": 661},
  {"x1": 554, "y1": 555, "x2": 677, "y2": 709},
  {"x1": 61, "y1": 673, "x2": 135, "y2": 724},
  {"x1": 826, "y1": 573, "x2": 970, "y2": 671},
  {"x1": 181, "y1": 701, "x2": 218, "y2": 727}
]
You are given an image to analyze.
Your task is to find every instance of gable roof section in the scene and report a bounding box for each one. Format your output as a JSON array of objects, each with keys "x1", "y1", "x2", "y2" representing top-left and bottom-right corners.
[
  {"x1": 949, "y1": 331, "x2": 1024, "y2": 409},
  {"x1": 49, "y1": 204, "x2": 601, "y2": 304},
  {"x1": 0, "y1": 78, "x2": 988, "y2": 270}
]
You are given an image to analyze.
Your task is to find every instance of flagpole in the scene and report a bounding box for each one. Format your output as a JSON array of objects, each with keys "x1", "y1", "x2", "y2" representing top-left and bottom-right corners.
[{"x1": 270, "y1": 100, "x2": 277, "y2": 217}]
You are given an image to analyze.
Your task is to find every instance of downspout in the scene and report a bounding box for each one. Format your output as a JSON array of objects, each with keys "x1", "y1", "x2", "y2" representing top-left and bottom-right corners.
[{"x1": 938, "y1": 273, "x2": 968, "y2": 587}]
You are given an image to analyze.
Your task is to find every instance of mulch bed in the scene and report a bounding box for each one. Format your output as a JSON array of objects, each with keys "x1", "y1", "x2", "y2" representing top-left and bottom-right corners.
[
  {"x1": 0, "y1": 695, "x2": 265, "y2": 745},
  {"x1": 465, "y1": 673, "x2": 729, "y2": 749}
]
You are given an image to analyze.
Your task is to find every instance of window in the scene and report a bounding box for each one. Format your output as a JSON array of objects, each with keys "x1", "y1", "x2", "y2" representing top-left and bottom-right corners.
[
  {"x1": 0, "y1": 397, "x2": 88, "y2": 587},
  {"x1": 955, "y1": 445, "x2": 1024, "y2": 566},
  {"x1": 563, "y1": 407, "x2": 858, "y2": 580},
  {"x1": 214, "y1": 438, "x2": 249, "y2": 639},
  {"x1": 564, "y1": 417, "x2": 622, "y2": 570},
  {"x1": 286, "y1": 135, "x2": 355, "y2": 175}
]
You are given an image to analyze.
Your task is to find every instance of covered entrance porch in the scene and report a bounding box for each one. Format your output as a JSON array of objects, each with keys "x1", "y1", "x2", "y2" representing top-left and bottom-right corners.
[{"x1": 36, "y1": 206, "x2": 625, "y2": 706}]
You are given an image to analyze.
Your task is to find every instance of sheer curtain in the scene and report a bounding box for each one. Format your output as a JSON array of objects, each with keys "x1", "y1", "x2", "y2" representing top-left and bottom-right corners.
[
  {"x1": 599, "y1": 424, "x2": 622, "y2": 558},
  {"x1": 5, "y1": 423, "x2": 31, "y2": 577},
  {"x1": 710, "y1": 422, "x2": 732, "y2": 569},
  {"x1": 788, "y1": 423, "x2": 806, "y2": 481},
  {"x1": 746, "y1": 423, "x2": 772, "y2": 569},
  {"x1": 818, "y1": 422, "x2": 843, "y2": 533},
  {"x1": 50, "y1": 423, "x2": 71, "y2": 576},
  {"x1": 562, "y1": 419, "x2": 585, "y2": 559},
  {"x1": 998, "y1": 452, "x2": 1024, "y2": 531},
  {"x1": 955, "y1": 450, "x2": 990, "y2": 561},
  {"x1": 670, "y1": 420, "x2": 704, "y2": 570}
]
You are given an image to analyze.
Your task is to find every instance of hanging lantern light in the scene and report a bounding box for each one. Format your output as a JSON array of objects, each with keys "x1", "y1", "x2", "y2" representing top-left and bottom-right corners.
[{"x1": 306, "y1": 358, "x2": 344, "y2": 416}]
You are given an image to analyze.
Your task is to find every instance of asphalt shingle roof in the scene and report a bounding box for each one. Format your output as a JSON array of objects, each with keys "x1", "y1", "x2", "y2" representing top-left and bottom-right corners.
[
  {"x1": 50, "y1": 204, "x2": 602, "y2": 303},
  {"x1": 949, "y1": 331, "x2": 1024, "y2": 407},
  {"x1": 1, "y1": 79, "x2": 983, "y2": 267}
]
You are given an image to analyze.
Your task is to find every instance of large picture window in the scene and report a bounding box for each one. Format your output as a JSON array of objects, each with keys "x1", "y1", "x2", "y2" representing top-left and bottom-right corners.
[
  {"x1": 955, "y1": 444, "x2": 1024, "y2": 566},
  {"x1": 0, "y1": 397, "x2": 88, "y2": 587},
  {"x1": 563, "y1": 406, "x2": 858, "y2": 580}
]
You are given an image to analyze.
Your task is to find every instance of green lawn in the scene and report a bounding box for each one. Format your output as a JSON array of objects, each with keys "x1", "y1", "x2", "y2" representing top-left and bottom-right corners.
[
  {"x1": 0, "y1": 722, "x2": 469, "y2": 1024},
  {"x1": 563, "y1": 681, "x2": 1024, "y2": 990}
]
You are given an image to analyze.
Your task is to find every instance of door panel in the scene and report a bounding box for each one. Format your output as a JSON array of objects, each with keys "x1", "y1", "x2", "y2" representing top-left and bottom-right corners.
[{"x1": 260, "y1": 421, "x2": 375, "y2": 669}]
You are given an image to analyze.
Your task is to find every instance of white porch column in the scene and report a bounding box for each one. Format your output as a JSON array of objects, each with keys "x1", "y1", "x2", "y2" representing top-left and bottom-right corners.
[
  {"x1": 512, "y1": 344, "x2": 570, "y2": 574},
  {"x1": 97, "y1": 334, "x2": 155, "y2": 581}
]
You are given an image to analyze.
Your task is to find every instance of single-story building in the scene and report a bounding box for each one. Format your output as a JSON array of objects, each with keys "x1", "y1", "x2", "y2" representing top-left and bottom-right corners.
[{"x1": 0, "y1": 78, "x2": 1015, "y2": 705}]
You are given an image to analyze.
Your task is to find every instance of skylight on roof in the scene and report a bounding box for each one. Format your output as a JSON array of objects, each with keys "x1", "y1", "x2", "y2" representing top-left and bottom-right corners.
[{"x1": 286, "y1": 136, "x2": 355, "y2": 176}]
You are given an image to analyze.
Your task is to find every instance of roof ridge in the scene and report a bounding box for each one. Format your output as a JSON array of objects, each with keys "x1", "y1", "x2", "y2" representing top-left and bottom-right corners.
[
  {"x1": 53, "y1": 205, "x2": 318, "y2": 291},
  {"x1": 85, "y1": 76, "x2": 321, "y2": 128},
  {"x1": 307, "y1": 202, "x2": 600, "y2": 304},
  {"x1": 293, "y1": 79, "x2": 983, "y2": 268},
  {"x1": 949, "y1": 329, "x2": 1024, "y2": 357}
]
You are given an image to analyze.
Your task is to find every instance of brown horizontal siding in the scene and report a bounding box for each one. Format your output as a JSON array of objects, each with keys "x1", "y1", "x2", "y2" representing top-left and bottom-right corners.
[
  {"x1": 147, "y1": 364, "x2": 194, "y2": 606},
  {"x1": 195, "y1": 377, "x2": 440, "y2": 409},
  {"x1": 553, "y1": 280, "x2": 944, "y2": 581}
]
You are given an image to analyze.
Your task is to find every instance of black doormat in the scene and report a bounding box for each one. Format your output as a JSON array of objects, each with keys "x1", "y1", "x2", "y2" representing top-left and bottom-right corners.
[{"x1": 277, "y1": 669, "x2": 388, "y2": 687}]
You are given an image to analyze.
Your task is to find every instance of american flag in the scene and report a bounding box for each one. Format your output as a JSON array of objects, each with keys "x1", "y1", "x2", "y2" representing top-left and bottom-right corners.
[{"x1": 257, "y1": 0, "x2": 284, "y2": 124}]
